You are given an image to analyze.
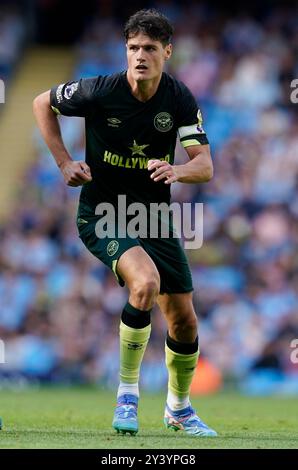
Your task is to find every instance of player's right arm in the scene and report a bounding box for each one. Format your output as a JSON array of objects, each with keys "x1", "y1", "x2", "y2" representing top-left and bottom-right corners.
[{"x1": 32, "y1": 90, "x2": 92, "y2": 186}]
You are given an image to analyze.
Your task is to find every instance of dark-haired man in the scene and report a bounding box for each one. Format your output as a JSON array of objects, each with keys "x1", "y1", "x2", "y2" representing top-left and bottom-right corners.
[{"x1": 33, "y1": 8, "x2": 217, "y2": 437}]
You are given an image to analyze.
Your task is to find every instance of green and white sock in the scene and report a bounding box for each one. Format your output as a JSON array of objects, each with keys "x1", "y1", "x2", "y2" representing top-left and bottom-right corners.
[
  {"x1": 165, "y1": 335, "x2": 199, "y2": 411},
  {"x1": 117, "y1": 381, "x2": 139, "y2": 398},
  {"x1": 117, "y1": 302, "x2": 151, "y2": 398}
]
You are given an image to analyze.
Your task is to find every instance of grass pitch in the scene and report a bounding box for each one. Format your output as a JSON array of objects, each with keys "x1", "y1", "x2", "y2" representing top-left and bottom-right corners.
[{"x1": 0, "y1": 387, "x2": 297, "y2": 449}]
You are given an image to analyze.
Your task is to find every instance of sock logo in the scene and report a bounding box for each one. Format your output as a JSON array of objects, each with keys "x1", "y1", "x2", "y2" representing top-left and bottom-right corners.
[{"x1": 127, "y1": 343, "x2": 143, "y2": 350}]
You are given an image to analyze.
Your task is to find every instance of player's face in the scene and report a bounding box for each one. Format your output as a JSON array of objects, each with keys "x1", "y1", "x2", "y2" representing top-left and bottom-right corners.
[{"x1": 126, "y1": 33, "x2": 172, "y2": 82}]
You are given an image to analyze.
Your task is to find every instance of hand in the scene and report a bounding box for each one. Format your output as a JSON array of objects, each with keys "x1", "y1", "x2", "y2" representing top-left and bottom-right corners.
[
  {"x1": 59, "y1": 160, "x2": 92, "y2": 187},
  {"x1": 147, "y1": 159, "x2": 178, "y2": 184}
]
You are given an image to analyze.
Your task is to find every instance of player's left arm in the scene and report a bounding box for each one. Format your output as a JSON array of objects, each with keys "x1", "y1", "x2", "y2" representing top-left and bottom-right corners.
[
  {"x1": 148, "y1": 144, "x2": 213, "y2": 184},
  {"x1": 149, "y1": 83, "x2": 213, "y2": 185}
]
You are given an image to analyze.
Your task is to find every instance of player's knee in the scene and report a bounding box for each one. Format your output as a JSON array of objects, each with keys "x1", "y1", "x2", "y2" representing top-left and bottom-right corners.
[{"x1": 130, "y1": 274, "x2": 160, "y2": 310}]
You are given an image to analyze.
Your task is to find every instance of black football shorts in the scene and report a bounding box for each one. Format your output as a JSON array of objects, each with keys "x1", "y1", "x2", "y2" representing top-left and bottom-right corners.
[{"x1": 77, "y1": 201, "x2": 193, "y2": 294}]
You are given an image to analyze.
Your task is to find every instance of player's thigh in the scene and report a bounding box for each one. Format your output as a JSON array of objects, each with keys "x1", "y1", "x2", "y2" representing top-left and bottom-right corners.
[
  {"x1": 139, "y1": 237, "x2": 193, "y2": 294},
  {"x1": 117, "y1": 246, "x2": 160, "y2": 291}
]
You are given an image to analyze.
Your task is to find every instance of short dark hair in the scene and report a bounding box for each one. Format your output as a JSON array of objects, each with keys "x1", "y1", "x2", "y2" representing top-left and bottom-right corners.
[{"x1": 124, "y1": 9, "x2": 173, "y2": 46}]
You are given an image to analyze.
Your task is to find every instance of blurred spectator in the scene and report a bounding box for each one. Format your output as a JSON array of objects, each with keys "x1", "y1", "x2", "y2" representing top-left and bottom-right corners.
[
  {"x1": 0, "y1": 2, "x2": 297, "y2": 394},
  {"x1": 0, "y1": 4, "x2": 26, "y2": 80}
]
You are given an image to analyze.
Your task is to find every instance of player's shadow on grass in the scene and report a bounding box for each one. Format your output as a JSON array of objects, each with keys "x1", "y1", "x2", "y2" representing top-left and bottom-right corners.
[
  {"x1": 222, "y1": 434, "x2": 298, "y2": 442},
  {"x1": 7, "y1": 429, "x2": 298, "y2": 444},
  {"x1": 132, "y1": 432, "x2": 298, "y2": 442}
]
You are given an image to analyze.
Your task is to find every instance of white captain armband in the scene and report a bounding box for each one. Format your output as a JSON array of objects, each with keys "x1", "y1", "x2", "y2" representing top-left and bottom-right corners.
[{"x1": 178, "y1": 109, "x2": 209, "y2": 147}]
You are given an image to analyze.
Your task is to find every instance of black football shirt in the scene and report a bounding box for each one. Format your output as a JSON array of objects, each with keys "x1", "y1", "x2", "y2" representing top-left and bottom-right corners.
[{"x1": 50, "y1": 71, "x2": 209, "y2": 209}]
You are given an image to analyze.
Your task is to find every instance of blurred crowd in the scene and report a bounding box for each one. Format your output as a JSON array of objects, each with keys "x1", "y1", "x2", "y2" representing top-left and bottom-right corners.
[
  {"x1": 0, "y1": 1, "x2": 298, "y2": 394},
  {"x1": 0, "y1": 3, "x2": 26, "y2": 81}
]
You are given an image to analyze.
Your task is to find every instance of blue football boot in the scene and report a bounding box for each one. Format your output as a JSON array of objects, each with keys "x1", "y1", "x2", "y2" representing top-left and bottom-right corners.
[
  {"x1": 164, "y1": 404, "x2": 217, "y2": 437},
  {"x1": 112, "y1": 394, "x2": 138, "y2": 435}
]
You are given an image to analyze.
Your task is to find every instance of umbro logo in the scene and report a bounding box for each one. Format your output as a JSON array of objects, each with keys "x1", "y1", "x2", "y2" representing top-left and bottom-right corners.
[
  {"x1": 107, "y1": 117, "x2": 122, "y2": 127},
  {"x1": 127, "y1": 343, "x2": 143, "y2": 350}
]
